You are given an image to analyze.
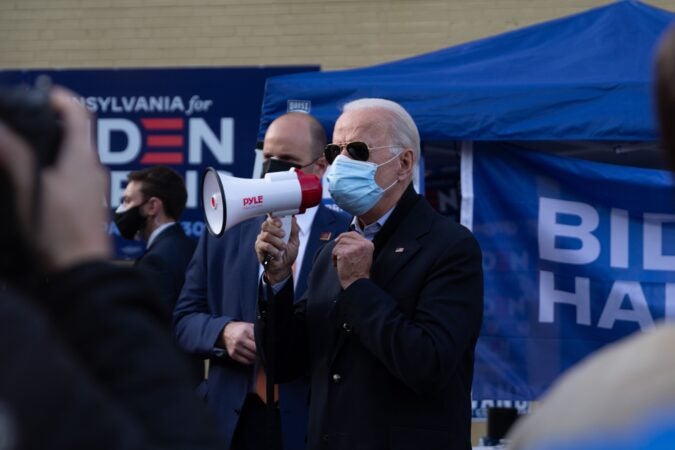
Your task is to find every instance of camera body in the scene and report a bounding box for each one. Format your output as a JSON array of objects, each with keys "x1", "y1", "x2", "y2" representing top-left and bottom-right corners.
[{"x1": 0, "y1": 84, "x2": 62, "y2": 168}]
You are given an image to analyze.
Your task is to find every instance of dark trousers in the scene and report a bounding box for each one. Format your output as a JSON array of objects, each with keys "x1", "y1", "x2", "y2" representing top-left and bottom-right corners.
[{"x1": 231, "y1": 394, "x2": 282, "y2": 450}]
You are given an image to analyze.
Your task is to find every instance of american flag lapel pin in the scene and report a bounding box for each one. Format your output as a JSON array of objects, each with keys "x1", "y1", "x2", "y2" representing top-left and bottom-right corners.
[
  {"x1": 395, "y1": 247, "x2": 405, "y2": 254},
  {"x1": 320, "y1": 231, "x2": 332, "y2": 241}
]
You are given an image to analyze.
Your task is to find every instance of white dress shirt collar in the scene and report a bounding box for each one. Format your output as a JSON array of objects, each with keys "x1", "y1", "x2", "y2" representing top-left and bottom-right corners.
[{"x1": 147, "y1": 222, "x2": 176, "y2": 249}]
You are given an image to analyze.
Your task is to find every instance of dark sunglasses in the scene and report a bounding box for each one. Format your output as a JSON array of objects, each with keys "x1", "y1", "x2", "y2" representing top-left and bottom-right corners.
[{"x1": 323, "y1": 141, "x2": 400, "y2": 164}]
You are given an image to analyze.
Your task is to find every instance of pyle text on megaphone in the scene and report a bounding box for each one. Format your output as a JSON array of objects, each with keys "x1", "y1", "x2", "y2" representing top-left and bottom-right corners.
[{"x1": 202, "y1": 167, "x2": 322, "y2": 238}]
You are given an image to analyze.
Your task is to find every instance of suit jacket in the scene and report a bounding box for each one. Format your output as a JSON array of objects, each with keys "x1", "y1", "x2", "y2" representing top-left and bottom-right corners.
[
  {"x1": 135, "y1": 223, "x2": 202, "y2": 383},
  {"x1": 257, "y1": 185, "x2": 484, "y2": 450},
  {"x1": 135, "y1": 223, "x2": 196, "y2": 314},
  {"x1": 174, "y1": 205, "x2": 350, "y2": 450}
]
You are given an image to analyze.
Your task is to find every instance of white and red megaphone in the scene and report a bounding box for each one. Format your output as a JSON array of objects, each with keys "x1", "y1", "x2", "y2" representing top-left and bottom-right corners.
[{"x1": 202, "y1": 167, "x2": 322, "y2": 237}]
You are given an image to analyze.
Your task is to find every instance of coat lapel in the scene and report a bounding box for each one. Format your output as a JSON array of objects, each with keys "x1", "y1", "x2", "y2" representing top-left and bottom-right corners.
[
  {"x1": 370, "y1": 185, "x2": 430, "y2": 287},
  {"x1": 297, "y1": 205, "x2": 346, "y2": 299},
  {"x1": 369, "y1": 236, "x2": 422, "y2": 288}
]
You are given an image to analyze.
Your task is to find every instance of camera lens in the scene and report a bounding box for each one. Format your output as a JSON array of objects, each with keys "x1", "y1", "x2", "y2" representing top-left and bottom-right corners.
[{"x1": 0, "y1": 84, "x2": 62, "y2": 168}]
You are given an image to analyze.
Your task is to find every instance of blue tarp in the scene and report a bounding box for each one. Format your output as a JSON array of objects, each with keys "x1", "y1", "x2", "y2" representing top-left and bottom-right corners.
[
  {"x1": 259, "y1": 1, "x2": 674, "y2": 142},
  {"x1": 471, "y1": 144, "x2": 675, "y2": 399}
]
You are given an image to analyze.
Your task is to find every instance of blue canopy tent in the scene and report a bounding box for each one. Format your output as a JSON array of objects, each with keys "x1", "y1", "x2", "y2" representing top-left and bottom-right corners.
[
  {"x1": 260, "y1": 1, "x2": 670, "y2": 144},
  {"x1": 257, "y1": 1, "x2": 675, "y2": 402}
]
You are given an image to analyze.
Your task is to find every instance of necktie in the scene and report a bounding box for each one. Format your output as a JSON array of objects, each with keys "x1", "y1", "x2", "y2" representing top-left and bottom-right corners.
[
  {"x1": 255, "y1": 259, "x2": 296, "y2": 404},
  {"x1": 255, "y1": 365, "x2": 278, "y2": 404},
  {"x1": 255, "y1": 253, "x2": 300, "y2": 403},
  {"x1": 291, "y1": 260, "x2": 297, "y2": 287}
]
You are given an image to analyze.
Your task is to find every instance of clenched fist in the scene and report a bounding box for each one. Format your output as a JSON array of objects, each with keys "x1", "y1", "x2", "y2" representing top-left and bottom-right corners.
[
  {"x1": 220, "y1": 321, "x2": 256, "y2": 365},
  {"x1": 332, "y1": 231, "x2": 374, "y2": 289},
  {"x1": 255, "y1": 216, "x2": 299, "y2": 285}
]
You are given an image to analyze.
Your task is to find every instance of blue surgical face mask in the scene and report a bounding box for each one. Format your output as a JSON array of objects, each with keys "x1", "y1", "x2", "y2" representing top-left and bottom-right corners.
[{"x1": 326, "y1": 153, "x2": 400, "y2": 216}]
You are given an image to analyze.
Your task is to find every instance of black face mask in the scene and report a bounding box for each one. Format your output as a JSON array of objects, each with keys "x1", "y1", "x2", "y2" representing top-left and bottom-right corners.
[
  {"x1": 113, "y1": 203, "x2": 147, "y2": 240},
  {"x1": 260, "y1": 158, "x2": 302, "y2": 178}
]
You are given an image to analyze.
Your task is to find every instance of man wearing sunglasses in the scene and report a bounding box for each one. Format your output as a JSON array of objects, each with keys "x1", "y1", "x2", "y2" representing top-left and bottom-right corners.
[
  {"x1": 174, "y1": 113, "x2": 350, "y2": 450},
  {"x1": 255, "y1": 98, "x2": 484, "y2": 450}
]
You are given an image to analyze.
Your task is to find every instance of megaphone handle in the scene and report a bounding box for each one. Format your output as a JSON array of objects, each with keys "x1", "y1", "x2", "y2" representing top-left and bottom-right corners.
[
  {"x1": 262, "y1": 215, "x2": 292, "y2": 271},
  {"x1": 279, "y1": 215, "x2": 292, "y2": 244}
]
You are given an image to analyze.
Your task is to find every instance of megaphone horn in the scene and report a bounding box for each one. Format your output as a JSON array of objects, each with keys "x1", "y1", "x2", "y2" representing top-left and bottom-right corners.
[{"x1": 201, "y1": 167, "x2": 322, "y2": 237}]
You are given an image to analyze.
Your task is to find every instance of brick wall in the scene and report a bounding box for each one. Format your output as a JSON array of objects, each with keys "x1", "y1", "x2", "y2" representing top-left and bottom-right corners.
[{"x1": 2, "y1": 0, "x2": 674, "y2": 70}]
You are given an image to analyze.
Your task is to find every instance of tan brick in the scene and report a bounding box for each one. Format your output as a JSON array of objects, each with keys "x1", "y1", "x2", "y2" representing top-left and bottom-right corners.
[
  {"x1": 1, "y1": 51, "x2": 37, "y2": 64},
  {"x1": 0, "y1": 2, "x2": 17, "y2": 11},
  {"x1": 2, "y1": 0, "x2": 675, "y2": 71},
  {"x1": 19, "y1": 0, "x2": 83, "y2": 9}
]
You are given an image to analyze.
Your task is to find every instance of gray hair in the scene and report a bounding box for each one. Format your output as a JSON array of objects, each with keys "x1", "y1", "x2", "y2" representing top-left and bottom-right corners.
[{"x1": 342, "y1": 98, "x2": 420, "y2": 165}]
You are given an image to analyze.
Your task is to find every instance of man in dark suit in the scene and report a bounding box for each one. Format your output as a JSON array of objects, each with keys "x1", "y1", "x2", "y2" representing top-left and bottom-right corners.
[
  {"x1": 115, "y1": 166, "x2": 201, "y2": 382},
  {"x1": 174, "y1": 112, "x2": 350, "y2": 450},
  {"x1": 115, "y1": 166, "x2": 196, "y2": 313},
  {"x1": 256, "y1": 99, "x2": 484, "y2": 450}
]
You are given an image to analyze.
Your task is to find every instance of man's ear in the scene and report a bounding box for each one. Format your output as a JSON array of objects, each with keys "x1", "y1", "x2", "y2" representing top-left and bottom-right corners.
[
  {"x1": 313, "y1": 155, "x2": 328, "y2": 177},
  {"x1": 398, "y1": 149, "x2": 414, "y2": 181},
  {"x1": 145, "y1": 197, "x2": 163, "y2": 215}
]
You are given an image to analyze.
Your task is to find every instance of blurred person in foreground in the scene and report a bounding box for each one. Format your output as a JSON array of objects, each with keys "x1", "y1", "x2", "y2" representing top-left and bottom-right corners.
[
  {"x1": 174, "y1": 112, "x2": 350, "y2": 450},
  {"x1": 505, "y1": 26, "x2": 675, "y2": 450},
  {"x1": 0, "y1": 86, "x2": 222, "y2": 450},
  {"x1": 255, "y1": 98, "x2": 484, "y2": 450}
]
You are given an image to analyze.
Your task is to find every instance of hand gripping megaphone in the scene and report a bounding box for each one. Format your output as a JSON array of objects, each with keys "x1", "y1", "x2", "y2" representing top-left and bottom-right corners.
[{"x1": 201, "y1": 167, "x2": 322, "y2": 238}]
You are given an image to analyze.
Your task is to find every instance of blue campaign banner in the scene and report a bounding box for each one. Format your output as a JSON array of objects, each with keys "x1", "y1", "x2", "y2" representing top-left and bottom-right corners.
[
  {"x1": 0, "y1": 66, "x2": 318, "y2": 259},
  {"x1": 469, "y1": 143, "x2": 675, "y2": 400}
]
